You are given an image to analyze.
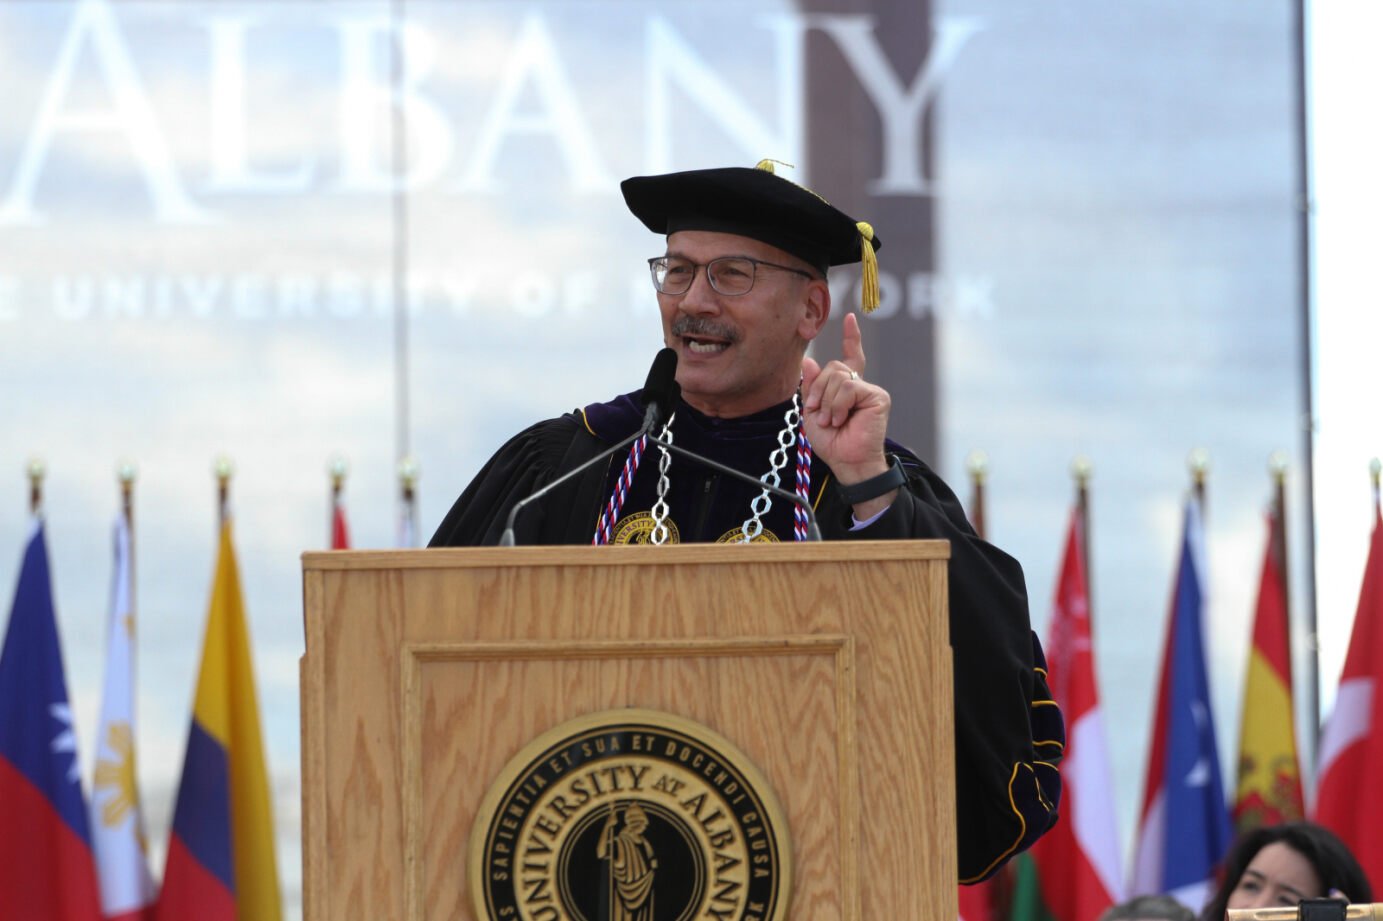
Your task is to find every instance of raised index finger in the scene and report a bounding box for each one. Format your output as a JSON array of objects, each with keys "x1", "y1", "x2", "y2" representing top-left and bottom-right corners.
[{"x1": 842, "y1": 311, "x2": 867, "y2": 373}]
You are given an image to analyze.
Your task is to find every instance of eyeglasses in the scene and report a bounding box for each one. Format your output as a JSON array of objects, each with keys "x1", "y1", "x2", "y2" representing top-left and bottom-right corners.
[{"x1": 647, "y1": 255, "x2": 816, "y2": 297}]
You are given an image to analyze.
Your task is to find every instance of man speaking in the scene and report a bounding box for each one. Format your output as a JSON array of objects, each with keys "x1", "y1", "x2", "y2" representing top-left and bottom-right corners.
[{"x1": 429, "y1": 160, "x2": 1062, "y2": 881}]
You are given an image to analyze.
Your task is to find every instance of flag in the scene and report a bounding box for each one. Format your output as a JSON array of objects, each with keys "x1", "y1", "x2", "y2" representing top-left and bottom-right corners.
[
  {"x1": 398, "y1": 458, "x2": 419, "y2": 548},
  {"x1": 91, "y1": 515, "x2": 156, "y2": 920},
  {"x1": 331, "y1": 495, "x2": 350, "y2": 550},
  {"x1": 1314, "y1": 506, "x2": 1383, "y2": 890},
  {"x1": 960, "y1": 871, "x2": 1007, "y2": 921},
  {"x1": 1009, "y1": 854, "x2": 1056, "y2": 921},
  {"x1": 155, "y1": 522, "x2": 282, "y2": 921},
  {"x1": 0, "y1": 520, "x2": 103, "y2": 921},
  {"x1": 1030, "y1": 511, "x2": 1123, "y2": 921},
  {"x1": 398, "y1": 492, "x2": 417, "y2": 548},
  {"x1": 1233, "y1": 506, "x2": 1303, "y2": 830},
  {"x1": 1130, "y1": 498, "x2": 1232, "y2": 909}
]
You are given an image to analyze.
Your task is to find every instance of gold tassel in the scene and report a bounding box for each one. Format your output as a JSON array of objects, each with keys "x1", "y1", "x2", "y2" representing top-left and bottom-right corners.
[
  {"x1": 755, "y1": 158, "x2": 795, "y2": 175},
  {"x1": 857, "y1": 221, "x2": 879, "y2": 313}
]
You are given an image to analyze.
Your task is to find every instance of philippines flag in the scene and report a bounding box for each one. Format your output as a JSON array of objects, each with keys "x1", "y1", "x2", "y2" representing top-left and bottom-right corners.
[
  {"x1": 90, "y1": 515, "x2": 156, "y2": 920},
  {"x1": 1130, "y1": 498, "x2": 1232, "y2": 909},
  {"x1": 1314, "y1": 506, "x2": 1383, "y2": 890},
  {"x1": 1032, "y1": 511, "x2": 1123, "y2": 921},
  {"x1": 0, "y1": 520, "x2": 103, "y2": 920},
  {"x1": 155, "y1": 522, "x2": 282, "y2": 921}
]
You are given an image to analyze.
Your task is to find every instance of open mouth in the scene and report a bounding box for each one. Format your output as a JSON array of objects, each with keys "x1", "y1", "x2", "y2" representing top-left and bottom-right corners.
[{"x1": 683, "y1": 335, "x2": 731, "y2": 354}]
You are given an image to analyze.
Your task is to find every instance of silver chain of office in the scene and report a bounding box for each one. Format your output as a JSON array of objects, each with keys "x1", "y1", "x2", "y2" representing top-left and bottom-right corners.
[{"x1": 649, "y1": 395, "x2": 803, "y2": 545}]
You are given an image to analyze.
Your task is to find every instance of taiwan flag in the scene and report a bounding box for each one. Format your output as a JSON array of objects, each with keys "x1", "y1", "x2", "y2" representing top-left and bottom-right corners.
[
  {"x1": 1130, "y1": 498, "x2": 1233, "y2": 909},
  {"x1": 0, "y1": 520, "x2": 103, "y2": 921}
]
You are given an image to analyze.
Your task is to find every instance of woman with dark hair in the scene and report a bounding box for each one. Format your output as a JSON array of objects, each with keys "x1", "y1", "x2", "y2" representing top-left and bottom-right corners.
[{"x1": 1201, "y1": 822, "x2": 1373, "y2": 921}]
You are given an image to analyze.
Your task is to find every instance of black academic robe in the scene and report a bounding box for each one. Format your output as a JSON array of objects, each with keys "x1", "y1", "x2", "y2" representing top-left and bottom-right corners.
[{"x1": 430, "y1": 391, "x2": 1063, "y2": 882}]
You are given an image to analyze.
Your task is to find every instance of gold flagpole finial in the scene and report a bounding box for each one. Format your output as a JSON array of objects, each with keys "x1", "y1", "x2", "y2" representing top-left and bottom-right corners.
[
  {"x1": 1071, "y1": 455, "x2": 1093, "y2": 487},
  {"x1": 213, "y1": 454, "x2": 234, "y2": 525},
  {"x1": 27, "y1": 457, "x2": 46, "y2": 515},
  {"x1": 117, "y1": 459, "x2": 137, "y2": 521},
  {"x1": 328, "y1": 454, "x2": 349, "y2": 497},
  {"x1": 965, "y1": 450, "x2": 988, "y2": 539},
  {"x1": 966, "y1": 449, "x2": 989, "y2": 484},
  {"x1": 398, "y1": 454, "x2": 419, "y2": 494},
  {"x1": 1267, "y1": 450, "x2": 1288, "y2": 484},
  {"x1": 1187, "y1": 448, "x2": 1209, "y2": 512},
  {"x1": 214, "y1": 454, "x2": 234, "y2": 486},
  {"x1": 1371, "y1": 457, "x2": 1381, "y2": 490},
  {"x1": 1188, "y1": 448, "x2": 1210, "y2": 485}
]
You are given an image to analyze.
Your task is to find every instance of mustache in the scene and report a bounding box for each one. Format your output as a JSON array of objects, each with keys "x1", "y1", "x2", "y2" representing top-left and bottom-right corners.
[{"x1": 671, "y1": 315, "x2": 740, "y2": 343}]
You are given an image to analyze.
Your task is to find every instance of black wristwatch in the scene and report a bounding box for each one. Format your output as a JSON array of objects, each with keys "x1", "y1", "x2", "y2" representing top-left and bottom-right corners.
[{"x1": 836, "y1": 455, "x2": 907, "y2": 505}]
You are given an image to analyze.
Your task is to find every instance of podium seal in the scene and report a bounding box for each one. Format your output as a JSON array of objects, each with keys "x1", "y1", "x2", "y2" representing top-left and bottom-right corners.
[{"x1": 469, "y1": 709, "x2": 792, "y2": 921}]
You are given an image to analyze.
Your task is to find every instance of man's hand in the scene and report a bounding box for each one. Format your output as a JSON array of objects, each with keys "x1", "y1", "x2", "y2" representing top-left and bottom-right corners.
[{"x1": 800, "y1": 312, "x2": 897, "y2": 518}]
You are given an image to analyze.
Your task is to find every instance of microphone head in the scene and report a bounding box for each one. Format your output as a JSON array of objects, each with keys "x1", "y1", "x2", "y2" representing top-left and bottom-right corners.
[{"x1": 641, "y1": 348, "x2": 680, "y2": 425}]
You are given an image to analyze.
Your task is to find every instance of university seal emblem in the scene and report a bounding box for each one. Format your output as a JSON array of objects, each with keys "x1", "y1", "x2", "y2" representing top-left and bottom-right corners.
[{"x1": 469, "y1": 709, "x2": 792, "y2": 921}]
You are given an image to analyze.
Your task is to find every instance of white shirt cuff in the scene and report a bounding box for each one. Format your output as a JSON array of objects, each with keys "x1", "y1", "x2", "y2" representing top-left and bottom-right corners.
[{"x1": 849, "y1": 505, "x2": 891, "y2": 531}]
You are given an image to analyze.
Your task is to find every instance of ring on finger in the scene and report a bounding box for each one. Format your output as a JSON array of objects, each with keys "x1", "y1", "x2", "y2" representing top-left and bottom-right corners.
[{"x1": 848, "y1": 370, "x2": 859, "y2": 382}]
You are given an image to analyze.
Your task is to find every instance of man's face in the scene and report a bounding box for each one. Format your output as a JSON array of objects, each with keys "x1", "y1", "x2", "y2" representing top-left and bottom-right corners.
[{"x1": 658, "y1": 230, "x2": 829, "y2": 418}]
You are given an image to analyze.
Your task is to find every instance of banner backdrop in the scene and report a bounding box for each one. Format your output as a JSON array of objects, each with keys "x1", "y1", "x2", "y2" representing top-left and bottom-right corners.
[{"x1": 0, "y1": 1, "x2": 1304, "y2": 916}]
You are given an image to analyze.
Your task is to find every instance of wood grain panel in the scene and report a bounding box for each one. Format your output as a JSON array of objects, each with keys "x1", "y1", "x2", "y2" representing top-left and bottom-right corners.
[{"x1": 302, "y1": 541, "x2": 955, "y2": 921}]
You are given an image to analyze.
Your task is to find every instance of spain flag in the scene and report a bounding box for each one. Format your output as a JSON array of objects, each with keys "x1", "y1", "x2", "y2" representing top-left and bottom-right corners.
[{"x1": 1232, "y1": 505, "x2": 1303, "y2": 830}]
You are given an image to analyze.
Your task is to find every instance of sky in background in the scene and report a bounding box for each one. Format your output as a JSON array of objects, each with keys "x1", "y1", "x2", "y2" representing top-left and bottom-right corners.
[{"x1": 0, "y1": 2, "x2": 1380, "y2": 919}]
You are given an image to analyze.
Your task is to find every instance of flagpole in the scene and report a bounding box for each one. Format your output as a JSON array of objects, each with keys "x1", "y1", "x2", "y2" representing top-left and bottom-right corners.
[
  {"x1": 967, "y1": 450, "x2": 987, "y2": 540},
  {"x1": 1269, "y1": 452, "x2": 1289, "y2": 614},
  {"x1": 1371, "y1": 458, "x2": 1381, "y2": 515},
  {"x1": 398, "y1": 454, "x2": 419, "y2": 548},
  {"x1": 329, "y1": 454, "x2": 348, "y2": 547},
  {"x1": 1270, "y1": 451, "x2": 1309, "y2": 760},
  {"x1": 119, "y1": 458, "x2": 137, "y2": 642},
  {"x1": 215, "y1": 455, "x2": 234, "y2": 529},
  {"x1": 119, "y1": 461, "x2": 135, "y2": 528},
  {"x1": 391, "y1": 0, "x2": 414, "y2": 508},
  {"x1": 1073, "y1": 455, "x2": 1093, "y2": 630},
  {"x1": 1189, "y1": 448, "x2": 1209, "y2": 515},
  {"x1": 27, "y1": 457, "x2": 45, "y2": 516}
]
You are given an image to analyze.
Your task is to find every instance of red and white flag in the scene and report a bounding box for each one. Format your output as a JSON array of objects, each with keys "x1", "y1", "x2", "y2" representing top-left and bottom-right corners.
[
  {"x1": 331, "y1": 497, "x2": 350, "y2": 550},
  {"x1": 1314, "y1": 506, "x2": 1383, "y2": 889},
  {"x1": 1030, "y1": 510, "x2": 1123, "y2": 921}
]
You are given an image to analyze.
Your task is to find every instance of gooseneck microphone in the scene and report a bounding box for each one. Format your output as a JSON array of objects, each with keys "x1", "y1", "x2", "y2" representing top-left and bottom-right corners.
[
  {"x1": 638, "y1": 347, "x2": 679, "y2": 431},
  {"x1": 498, "y1": 349, "x2": 680, "y2": 546}
]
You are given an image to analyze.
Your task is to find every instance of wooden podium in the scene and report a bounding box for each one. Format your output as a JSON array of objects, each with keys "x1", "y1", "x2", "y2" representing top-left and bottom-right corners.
[{"x1": 301, "y1": 540, "x2": 956, "y2": 921}]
